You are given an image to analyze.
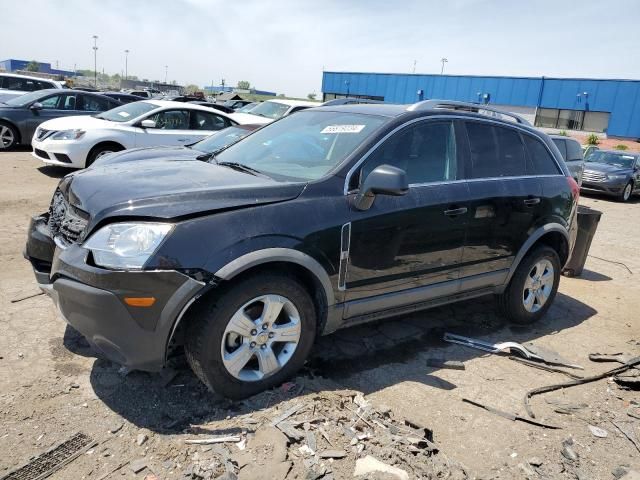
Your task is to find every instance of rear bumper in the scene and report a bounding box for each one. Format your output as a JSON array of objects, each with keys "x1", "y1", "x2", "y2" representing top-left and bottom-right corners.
[{"x1": 25, "y1": 215, "x2": 207, "y2": 371}]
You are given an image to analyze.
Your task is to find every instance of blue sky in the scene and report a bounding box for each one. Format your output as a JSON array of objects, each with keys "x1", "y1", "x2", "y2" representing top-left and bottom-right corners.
[{"x1": 1, "y1": 0, "x2": 639, "y2": 97}]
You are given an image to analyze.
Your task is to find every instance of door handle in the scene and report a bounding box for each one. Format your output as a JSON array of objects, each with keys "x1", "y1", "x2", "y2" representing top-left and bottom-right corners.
[
  {"x1": 444, "y1": 207, "x2": 468, "y2": 217},
  {"x1": 523, "y1": 197, "x2": 541, "y2": 207}
]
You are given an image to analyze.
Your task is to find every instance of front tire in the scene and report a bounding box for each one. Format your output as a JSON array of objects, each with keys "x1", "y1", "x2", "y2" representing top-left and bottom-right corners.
[
  {"x1": 185, "y1": 273, "x2": 316, "y2": 399},
  {"x1": 86, "y1": 143, "x2": 123, "y2": 167},
  {"x1": 498, "y1": 246, "x2": 561, "y2": 324}
]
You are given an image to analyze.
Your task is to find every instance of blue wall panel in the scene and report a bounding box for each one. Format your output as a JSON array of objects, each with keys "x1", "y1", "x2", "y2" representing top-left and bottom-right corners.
[{"x1": 322, "y1": 71, "x2": 640, "y2": 138}]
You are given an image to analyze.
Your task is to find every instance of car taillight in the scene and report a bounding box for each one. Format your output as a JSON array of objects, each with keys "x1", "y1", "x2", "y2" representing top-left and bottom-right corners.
[{"x1": 567, "y1": 176, "x2": 580, "y2": 202}]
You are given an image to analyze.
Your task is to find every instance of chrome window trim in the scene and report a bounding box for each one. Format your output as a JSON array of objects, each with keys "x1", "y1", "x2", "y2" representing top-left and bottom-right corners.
[
  {"x1": 343, "y1": 114, "x2": 563, "y2": 195},
  {"x1": 407, "y1": 174, "x2": 565, "y2": 189}
]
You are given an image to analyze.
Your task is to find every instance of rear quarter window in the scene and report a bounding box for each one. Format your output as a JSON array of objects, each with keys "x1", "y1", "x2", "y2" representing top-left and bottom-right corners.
[
  {"x1": 565, "y1": 139, "x2": 583, "y2": 161},
  {"x1": 524, "y1": 135, "x2": 561, "y2": 175},
  {"x1": 552, "y1": 138, "x2": 567, "y2": 161},
  {"x1": 465, "y1": 122, "x2": 527, "y2": 178}
]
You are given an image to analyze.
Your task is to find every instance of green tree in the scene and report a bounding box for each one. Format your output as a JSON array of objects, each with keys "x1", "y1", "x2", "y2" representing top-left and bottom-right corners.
[
  {"x1": 184, "y1": 84, "x2": 200, "y2": 94},
  {"x1": 26, "y1": 60, "x2": 40, "y2": 72},
  {"x1": 307, "y1": 93, "x2": 317, "y2": 100},
  {"x1": 237, "y1": 80, "x2": 250, "y2": 90}
]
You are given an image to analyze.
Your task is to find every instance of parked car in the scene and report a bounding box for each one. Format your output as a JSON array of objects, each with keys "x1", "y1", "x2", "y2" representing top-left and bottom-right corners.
[
  {"x1": 321, "y1": 98, "x2": 386, "y2": 106},
  {"x1": 550, "y1": 135, "x2": 584, "y2": 184},
  {"x1": 127, "y1": 90, "x2": 152, "y2": 98},
  {"x1": 582, "y1": 145, "x2": 599, "y2": 158},
  {"x1": 165, "y1": 95, "x2": 206, "y2": 103},
  {"x1": 223, "y1": 99, "x2": 254, "y2": 110},
  {"x1": 92, "y1": 123, "x2": 260, "y2": 167},
  {"x1": 25, "y1": 100, "x2": 578, "y2": 398},
  {"x1": 187, "y1": 101, "x2": 235, "y2": 114},
  {"x1": 31, "y1": 100, "x2": 249, "y2": 167},
  {"x1": 0, "y1": 89, "x2": 121, "y2": 150},
  {"x1": 232, "y1": 99, "x2": 321, "y2": 124},
  {"x1": 235, "y1": 102, "x2": 258, "y2": 113},
  {"x1": 0, "y1": 73, "x2": 65, "y2": 102},
  {"x1": 102, "y1": 92, "x2": 141, "y2": 104},
  {"x1": 581, "y1": 150, "x2": 640, "y2": 201}
]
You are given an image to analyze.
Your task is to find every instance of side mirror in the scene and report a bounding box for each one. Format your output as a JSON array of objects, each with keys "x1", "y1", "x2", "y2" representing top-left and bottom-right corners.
[
  {"x1": 140, "y1": 119, "x2": 156, "y2": 129},
  {"x1": 353, "y1": 164, "x2": 408, "y2": 211},
  {"x1": 30, "y1": 102, "x2": 43, "y2": 111}
]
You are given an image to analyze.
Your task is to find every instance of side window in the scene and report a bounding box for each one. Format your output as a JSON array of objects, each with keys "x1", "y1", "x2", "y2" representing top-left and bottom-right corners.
[
  {"x1": 465, "y1": 122, "x2": 526, "y2": 178},
  {"x1": 80, "y1": 95, "x2": 110, "y2": 112},
  {"x1": 5, "y1": 77, "x2": 28, "y2": 91},
  {"x1": 36, "y1": 80, "x2": 54, "y2": 90},
  {"x1": 148, "y1": 109, "x2": 190, "y2": 130},
  {"x1": 61, "y1": 94, "x2": 78, "y2": 110},
  {"x1": 361, "y1": 120, "x2": 457, "y2": 185},
  {"x1": 191, "y1": 111, "x2": 231, "y2": 131},
  {"x1": 565, "y1": 139, "x2": 583, "y2": 161},
  {"x1": 552, "y1": 139, "x2": 567, "y2": 160},
  {"x1": 39, "y1": 94, "x2": 63, "y2": 109},
  {"x1": 524, "y1": 135, "x2": 561, "y2": 175}
]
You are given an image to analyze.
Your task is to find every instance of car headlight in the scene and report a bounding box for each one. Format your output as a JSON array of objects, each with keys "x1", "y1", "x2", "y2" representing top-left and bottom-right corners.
[
  {"x1": 51, "y1": 129, "x2": 86, "y2": 140},
  {"x1": 83, "y1": 222, "x2": 173, "y2": 270},
  {"x1": 606, "y1": 174, "x2": 627, "y2": 181}
]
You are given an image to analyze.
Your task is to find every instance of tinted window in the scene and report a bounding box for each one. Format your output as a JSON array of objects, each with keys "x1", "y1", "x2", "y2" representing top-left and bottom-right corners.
[
  {"x1": 148, "y1": 109, "x2": 190, "y2": 129},
  {"x1": 81, "y1": 94, "x2": 110, "y2": 111},
  {"x1": 552, "y1": 138, "x2": 567, "y2": 160},
  {"x1": 39, "y1": 94, "x2": 63, "y2": 109},
  {"x1": 191, "y1": 111, "x2": 231, "y2": 131},
  {"x1": 524, "y1": 135, "x2": 561, "y2": 175},
  {"x1": 363, "y1": 121, "x2": 457, "y2": 184},
  {"x1": 61, "y1": 94, "x2": 78, "y2": 110},
  {"x1": 466, "y1": 122, "x2": 526, "y2": 178},
  {"x1": 565, "y1": 139, "x2": 583, "y2": 162}
]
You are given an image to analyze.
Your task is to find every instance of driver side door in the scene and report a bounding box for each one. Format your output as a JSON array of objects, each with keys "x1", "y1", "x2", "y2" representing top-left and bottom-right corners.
[
  {"x1": 134, "y1": 109, "x2": 201, "y2": 148},
  {"x1": 343, "y1": 119, "x2": 470, "y2": 318}
]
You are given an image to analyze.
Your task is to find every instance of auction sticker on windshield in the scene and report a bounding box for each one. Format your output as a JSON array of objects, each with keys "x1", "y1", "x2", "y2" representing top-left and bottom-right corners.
[
  {"x1": 321, "y1": 125, "x2": 365, "y2": 134},
  {"x1": 118, "y1": 112, "x2": 131, "y2": 118}
]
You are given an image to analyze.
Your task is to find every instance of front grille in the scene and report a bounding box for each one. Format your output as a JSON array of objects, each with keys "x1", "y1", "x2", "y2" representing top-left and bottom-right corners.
[
  {"x1": 582, "y1": 171, "x2": 607, "y2": 182},
  {"x1": 47, "y1": 190, "x2": 89, "y2": 246},
  {"x1": 34, "y1": 148, "x2": 49, "y2": 160}
]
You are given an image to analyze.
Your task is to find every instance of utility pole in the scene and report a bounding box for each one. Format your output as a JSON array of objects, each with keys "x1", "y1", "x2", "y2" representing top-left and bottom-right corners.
[
  {"x1": 440, "y1": 57, "x2": 448, "y2": 75},
  {"x1": 92, "y1": 35, "x2": 98, "y2": 88},
  {"x1": 124, "y1": 49, "x2": 129, "y2": 80},
  {"x1": 221, "y1": 78, "x2": 226, "y2": 89},
  {"x1": 412, "y1": 59, "x2": 416, "y2": 74},
  {"x1": 164, "y1": 65, "x2": 168, "y2": 84}
]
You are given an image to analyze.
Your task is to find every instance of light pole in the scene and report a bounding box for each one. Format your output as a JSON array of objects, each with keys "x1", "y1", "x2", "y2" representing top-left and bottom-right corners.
[
  {"x1": 412, "y1": 59, "x2": 417, "y2": 74},
  {"x1": 440, "y1": 57, "x2": 448, "y2": 75},
  {"x1": 124, "y1": 49, "x2": 129, "y2": 80},
  {"x1": 164, "y1": 65, "x2": 168, "y2": 84},
  {"x1": 92, "y1": 35, "x2": 98, "y2": 88}
]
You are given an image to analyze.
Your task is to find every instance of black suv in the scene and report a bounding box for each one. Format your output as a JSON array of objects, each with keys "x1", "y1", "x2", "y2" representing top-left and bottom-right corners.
[{"x1": 25, "y1": 100, "x2": 579, "y2": 398}]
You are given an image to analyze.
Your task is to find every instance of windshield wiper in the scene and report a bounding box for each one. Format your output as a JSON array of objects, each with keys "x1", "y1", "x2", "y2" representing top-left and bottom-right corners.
[{"x1": 216, "y1": 161, "x2": 265, "y2": 177}]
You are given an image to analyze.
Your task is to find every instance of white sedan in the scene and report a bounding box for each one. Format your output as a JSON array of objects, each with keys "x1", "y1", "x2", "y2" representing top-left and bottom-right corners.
[{"x1": 31, "y1": 100, "x2": 248, "y2": 168}]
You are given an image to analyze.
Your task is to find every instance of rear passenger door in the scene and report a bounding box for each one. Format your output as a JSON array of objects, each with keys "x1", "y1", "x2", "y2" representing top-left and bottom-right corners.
[
  {"x1": 189, "y1": 110, "x2": 233, "y2": 141},
  {"x1": 459, "y1": 121, "x2": 544, "y2": 281},
  {"x1": 135, "y1": 109, "x2": 200, "y2": 147},
  {"x1": 345, "y1": 119, "x2": 469, "y2": 310}
]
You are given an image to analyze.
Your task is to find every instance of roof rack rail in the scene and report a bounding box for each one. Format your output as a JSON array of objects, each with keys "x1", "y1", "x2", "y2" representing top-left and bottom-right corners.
[{"x1": 406, "y1": 99, "x2": 531, "y2": 126}]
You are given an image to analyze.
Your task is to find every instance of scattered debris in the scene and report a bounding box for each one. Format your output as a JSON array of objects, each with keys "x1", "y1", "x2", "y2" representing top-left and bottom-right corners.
[
  {"x1": 427, "y1": 356, "x2": 466, "y2": 370},
  {"x1": 524, "y1": 356, "x2": 640, "y2": 418},
  {"x1": 444, "y1": 333, "x2": 583, "y2": 369},
  {"x1": 528, "y1": 457, "x2": 543, "y2": 467},
  {"x1": 589, "y1": 352, "x2": 636, "y2": 364},
  {"x1": 561, "y1": 438, "x2": 578, "y2": 462},
  {"x1": 353, "y1": 455, "x2": 409, "y2": 480},
  {"x1": 136, "y1": 433, "x2": 148, "y2": 446},
  {"x1": 10, "y1": 291, "x2": 45, "y2": 303},
  {"x1": 184, "y1": 435, "x2": 242, "y2": 445},
  {"x1": 462, "y1": 398, "x2": 559, "y2": 429},
  {"x1": 545, "y1": 398, "x2": 588, "y2": 415},
  {"x1": 129, "y1": 458, "x2": 148, "y2": 474},
  {"x1": 270, "y1": 403, "x2": 305, "y2": 426},
  {"x1": 510, "y1": 356, "x2": 583, "y2": 379},
  {"x1": 319, "y1": 449, "x2": 347, "y2": 459},
  {"x1": 588, "y1": 254, "x2": 633, "y2": 274},
  {"x1": 109, "y1": 422, "x2": 124, "y2": 434},
  {"x1": 611, "y1": 420, "x2": 640, "y2": 453},
  {"x1": 588, "y1": 425, "x2": 608, "y2": 438}
]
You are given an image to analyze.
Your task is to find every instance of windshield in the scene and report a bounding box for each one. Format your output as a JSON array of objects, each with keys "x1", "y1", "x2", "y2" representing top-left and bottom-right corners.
[
  {"x1": 4, "y1": 91, "x2": 48, "y2": 107},
  {"x1": 214, "y1": 111, "x2": 386, "y2": 181},
  {"x1": 236, "y1": 102, "x2": 257, "y2": 113},
  {"x1": 193, "y1": 126, "x2": 255, "y2": 153},
  {"x1": 247, "y1": 101, "x2": 290, "y2": 120},
  {"x1": 586, "y1": 151, "x2": 637, "y2": 169},
  {"x1": 96, "y1": 101, "x2": 158, "y2": 122}
]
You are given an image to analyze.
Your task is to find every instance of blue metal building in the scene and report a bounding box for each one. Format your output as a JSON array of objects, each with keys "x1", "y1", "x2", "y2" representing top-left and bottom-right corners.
[
  {"x1": 0, "y1": 59, "x2": 76, "y2": 78},
  {"x1": 322, "y1": 71, "x2": 640, "y2": 139}
]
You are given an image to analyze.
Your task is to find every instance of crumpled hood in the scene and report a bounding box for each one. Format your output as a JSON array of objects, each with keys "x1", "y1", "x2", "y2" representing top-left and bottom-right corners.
[
  {"x1": 39, "y1": 115, "x2": 120, "y2": 131},
  {"x1": 92, "y1": 146, "x2": 199, "y2": 167},
  {"x1": 583, "y1": 162, "x2": 633, "y2": 175},
  {"x1": 58, "y1": 159, "x2": 305, "y2": 230}
]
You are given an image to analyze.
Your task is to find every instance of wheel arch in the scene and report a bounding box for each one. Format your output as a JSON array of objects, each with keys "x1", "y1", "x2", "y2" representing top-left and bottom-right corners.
[
  {"x1": 0, "y1": 119, "x2": 21, "y2": 145},
  {"x1": 503, "y1": 224, "x2": 570, "y2": 289},
  {"x1": 86, "y1": 140, "x2": 126, "y2": 165}
]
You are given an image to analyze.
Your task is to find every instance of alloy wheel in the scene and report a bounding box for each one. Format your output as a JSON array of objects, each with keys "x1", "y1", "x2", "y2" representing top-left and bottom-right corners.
[
  {"x1": 522, "y1": 259, "x2": 554, "y2": 313},
  {"x1": 0, "y1": 126, "x2": 14, "y2": 149},
  {"x1": 623, "y1": 183, "x2": 632, "y2": 201},
  {"x1": 220, "y1": 294, "x2": 301, "y2": 382}
]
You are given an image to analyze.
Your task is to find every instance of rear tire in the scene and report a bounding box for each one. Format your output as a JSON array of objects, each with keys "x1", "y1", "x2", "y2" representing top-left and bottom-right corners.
[
  {"x1": 185, "y1": 273, "x2": 316, "y2": 399},
  {"x1": 0, "y1": 121, "x2": 19, "y2": 149},
  {"x1": 498, "y1": 246, "x2": 561, "y2": 324}
]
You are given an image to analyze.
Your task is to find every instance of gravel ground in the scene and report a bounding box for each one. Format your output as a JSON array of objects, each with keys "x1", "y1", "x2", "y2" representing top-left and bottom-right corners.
[{"x1": 0, "y1": 151, "x2": 638, "y2": 479}]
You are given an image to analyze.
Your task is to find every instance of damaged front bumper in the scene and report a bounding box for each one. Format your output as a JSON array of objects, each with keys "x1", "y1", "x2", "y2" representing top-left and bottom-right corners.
[{"x1": 24, "y1": 214, "x2": 207, "y2": 371}]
